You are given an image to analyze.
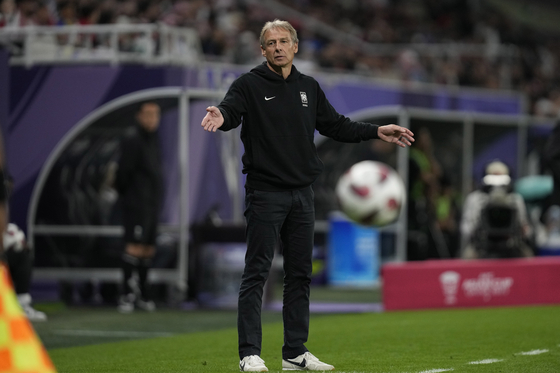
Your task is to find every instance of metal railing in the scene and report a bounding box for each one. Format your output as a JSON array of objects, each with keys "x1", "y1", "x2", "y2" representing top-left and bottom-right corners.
[{"x1": 0, "y1": 23, "x2": 202, "y2": 67}]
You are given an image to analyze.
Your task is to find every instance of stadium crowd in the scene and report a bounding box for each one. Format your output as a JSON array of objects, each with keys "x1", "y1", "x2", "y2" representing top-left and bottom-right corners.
[{"x1": 1, "y1": 0, "x2": 559, "y2": 115}]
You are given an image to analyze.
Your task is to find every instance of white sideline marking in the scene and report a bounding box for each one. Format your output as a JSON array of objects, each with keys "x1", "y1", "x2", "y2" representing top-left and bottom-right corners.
[
  {"x1": 516, "y1": 349, "x2": 549, "y2": 356},
  {"x1": 54, "y1": 329, "x2": 174, "y2": 337},
  {"x1": 468, "y1": 359, "x2": 503, "y2": 365},
  {"x1": 316, "y1": 345, "x2": 557, "y2": 373}
]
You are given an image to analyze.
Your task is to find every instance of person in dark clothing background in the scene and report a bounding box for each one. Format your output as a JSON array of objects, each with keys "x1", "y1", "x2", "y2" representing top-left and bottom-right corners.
[
  {"x1": 540, "y1": 120, "x2": 560, "y2": 240},
  {"x1": 201, "y1": 19, "x2": 415, "y2": 372},
  {"x1": 115, "y1": 101, "x2": 163, "y2": 313},
  {"x1": 542, "y1": 120, "x2": 560, "y2": 214}
]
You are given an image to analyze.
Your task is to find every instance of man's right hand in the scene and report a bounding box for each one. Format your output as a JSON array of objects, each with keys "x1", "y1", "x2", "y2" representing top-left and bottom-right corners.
[{"x1": 201, "y1": 106, "x2": 224, "y2": 132}]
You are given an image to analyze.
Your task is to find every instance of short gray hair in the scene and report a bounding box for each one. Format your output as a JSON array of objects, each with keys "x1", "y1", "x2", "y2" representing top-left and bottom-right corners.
[{"x1": 260, "y1": 19, "x2": 299, "y2": 47}]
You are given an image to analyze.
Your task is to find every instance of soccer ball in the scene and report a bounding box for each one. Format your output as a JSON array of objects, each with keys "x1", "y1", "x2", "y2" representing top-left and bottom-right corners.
[{"x1": 335, "y1": 161, "x2": 406, "y2": 227}]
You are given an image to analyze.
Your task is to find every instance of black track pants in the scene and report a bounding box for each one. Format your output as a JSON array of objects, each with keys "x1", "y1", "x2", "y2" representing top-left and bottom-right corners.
[{"x1": 238, "y1": 186, "x2": 314, "y2": 360}]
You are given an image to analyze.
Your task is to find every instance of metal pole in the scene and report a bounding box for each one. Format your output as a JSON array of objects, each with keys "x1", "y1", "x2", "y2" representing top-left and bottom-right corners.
[
  {"x1": 463, "y1": 114, "x2": 474, "y2": 198},
  {"x1": 396, "y1": 107, "x2": 410, "y2": 262},
  {"x1": 461, "y1": 114, "x2": 474, "y2": 254},
  {"x1": 517, "y1": 116, "x2": 528, "y2": 178},
  {"x1": 177, "y1": 91, "x2": 189, "y2": 296}
]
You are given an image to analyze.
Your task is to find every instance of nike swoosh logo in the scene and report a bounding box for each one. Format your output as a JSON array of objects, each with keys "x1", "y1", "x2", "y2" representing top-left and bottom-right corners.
[
  {"x1": 286, "y1": 358, "x2": 306, "y2": 368},
  {"x1": 265, "y1": 96, "x2": 276, "y2": 101}
]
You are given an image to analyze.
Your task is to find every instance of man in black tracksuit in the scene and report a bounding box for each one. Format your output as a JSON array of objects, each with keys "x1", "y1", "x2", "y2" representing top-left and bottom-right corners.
[
  {"x1": 201, "y1": 20, "x2": 415, "y2": 372},
  {"x1": 115, "y1": 101, "x2": 163, "y2": 313}
]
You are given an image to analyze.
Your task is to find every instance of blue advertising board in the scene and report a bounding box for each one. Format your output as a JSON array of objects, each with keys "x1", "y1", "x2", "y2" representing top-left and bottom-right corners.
[{"x1": 327, "y1": 214, "x2": 380, "y2": 287}]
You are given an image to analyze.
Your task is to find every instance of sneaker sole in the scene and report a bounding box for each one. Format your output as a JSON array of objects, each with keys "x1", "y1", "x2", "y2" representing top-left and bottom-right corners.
[
  {"x1": 240, "y1": 363, "x2": 268, "y2": 372},
  {"x1": 282, "y1": 363, "x2": 335, "y2": 371},
  {"x1": 240, "y1": 368, "x2": 268, "y2": 372},
  {"x1": 282, "y1": 363, "x2": 305, "y2": 371}
]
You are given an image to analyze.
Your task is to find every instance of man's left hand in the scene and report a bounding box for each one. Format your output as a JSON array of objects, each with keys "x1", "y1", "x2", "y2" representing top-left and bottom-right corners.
[{"x1": 378, "y1": 124, "x2": 415, "y2": 148}]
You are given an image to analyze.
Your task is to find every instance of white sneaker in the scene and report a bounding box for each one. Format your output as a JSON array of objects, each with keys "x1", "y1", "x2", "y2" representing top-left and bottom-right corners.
[
  {"x1": 240, "y1": 355, "x2": 268, "y2": 372},
  {"x1": 17, "y1": 293, "x2": 47, "y2": 321},
  {"x1": 22, "y1": 305, "x2": 47, "y2": 321},
  {"x1": 282, "y1": 352, "x2": 334, "y2": 371},
  {"x1": 117, "y1": 293, "x2": 135, "y2": 313},
  {"x1": 136, "y1": 298, "x2": 156, "y2": 312}
]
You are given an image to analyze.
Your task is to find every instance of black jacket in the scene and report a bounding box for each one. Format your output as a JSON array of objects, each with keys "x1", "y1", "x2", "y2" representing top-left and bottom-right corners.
[
  {"x1": 218, "y1": 62, "x2": 380, "y2": 191},
  {"x1": 115, "y1": 124, "x2": 163, "y2": 214}
]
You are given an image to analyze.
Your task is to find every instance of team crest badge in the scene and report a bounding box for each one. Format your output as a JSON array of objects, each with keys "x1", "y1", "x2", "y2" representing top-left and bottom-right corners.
[{"x1": 300, "y1": 91, "x2": 308, "y2": 107}]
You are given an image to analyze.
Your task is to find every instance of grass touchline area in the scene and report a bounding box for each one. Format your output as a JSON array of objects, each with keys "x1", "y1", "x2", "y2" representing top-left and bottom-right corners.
[{"x1": 39, "y1": 304, "x2": 560, "y2": 373}]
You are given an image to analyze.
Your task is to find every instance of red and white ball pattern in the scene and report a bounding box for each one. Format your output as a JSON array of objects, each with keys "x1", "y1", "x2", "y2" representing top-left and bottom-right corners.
[{"x1": 335, "y1": 161, "x2": 406, "y2": 227}]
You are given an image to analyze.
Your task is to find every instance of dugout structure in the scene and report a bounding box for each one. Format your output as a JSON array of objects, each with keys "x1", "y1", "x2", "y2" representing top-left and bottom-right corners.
[{"x1": 25, "y1": 87, "x2": 239, "y2": 302}]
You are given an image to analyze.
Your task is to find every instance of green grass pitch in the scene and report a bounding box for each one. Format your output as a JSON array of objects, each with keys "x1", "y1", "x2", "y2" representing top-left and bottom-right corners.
[{"x1": 38, "y1": 304, "x2": 560, "y2": 373}]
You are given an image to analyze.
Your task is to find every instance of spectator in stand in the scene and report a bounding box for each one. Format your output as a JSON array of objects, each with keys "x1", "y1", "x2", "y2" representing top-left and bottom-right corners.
[
  {"x1": 0, "y1": 0, "x2": 17, "y2": 27},
  {"x1": 1, "y1": 0, "x2": 37, "y2": 27},
  {"x1": 137, "y1": 0, "x2": 161, "y2": 24},
  {"x1": 0, "y1": 0, "x2": 39, "y2": 55},
  {"x1": 34, "y1": 3, "x2": 53, "y2": 25},
  {"x1": 115, "y1": 0, "x2": 138, "y2": 25},
  {"x1": 56, "y1": 0, "x2": 78, "y2": 26},
  {"x1": 2, "y1": 0, "x2": 560, "y2": 116},
  {"x1": 78, "y1": 2, "x2": 101, "y2": 25}
]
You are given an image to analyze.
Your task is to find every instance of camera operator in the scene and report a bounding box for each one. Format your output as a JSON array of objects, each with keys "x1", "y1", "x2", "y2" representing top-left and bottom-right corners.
[{"x1": 460, "y1": 160, "x2": 533, "y2": 259}]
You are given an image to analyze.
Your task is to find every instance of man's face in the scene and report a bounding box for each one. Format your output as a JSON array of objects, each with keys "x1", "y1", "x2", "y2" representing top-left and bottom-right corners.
[
  {"x1": 137, "y1": 103, "x2": 160, "y2": 132},
  {"x1": 261, "y1": 27, "x2": 298, "y2": 70}
]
